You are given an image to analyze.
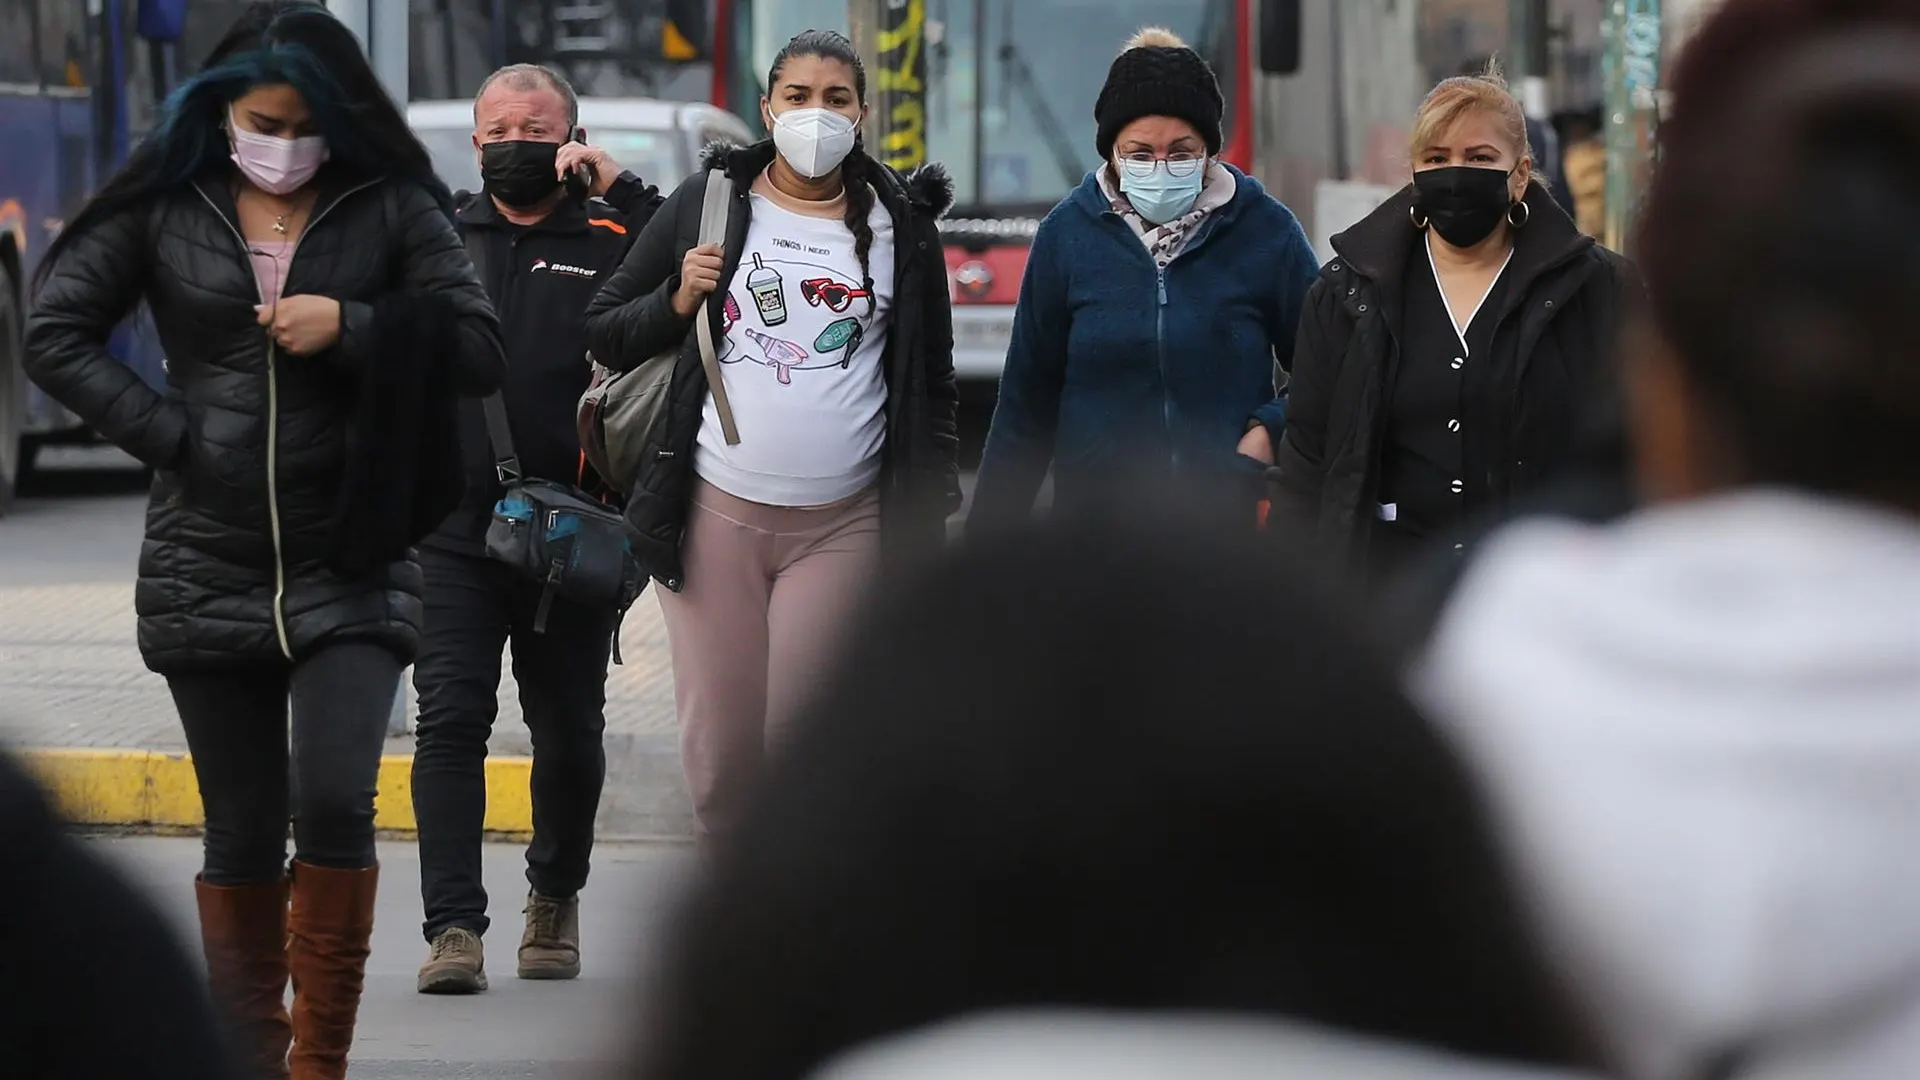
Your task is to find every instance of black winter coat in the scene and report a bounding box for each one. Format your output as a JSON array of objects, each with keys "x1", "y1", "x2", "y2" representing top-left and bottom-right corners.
[
  {"x1": 583, "y1": 141, "x2": 962, "y2": 590},
  {"x1": 1272, "y1": 181, "x2": 1635, "y2": 582},
  {"x1": 24, "y1": 167, "x2": 505, "y2": 673}
]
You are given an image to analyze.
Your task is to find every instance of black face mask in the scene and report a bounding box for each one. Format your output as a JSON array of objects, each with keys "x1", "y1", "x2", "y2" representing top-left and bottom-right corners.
[
  {"x1": 480, "y1": 140, "x2": 565, "y2": 208},
  {"x1": 1413, "y1": 165, "x2": 1515, "y2": 247}
]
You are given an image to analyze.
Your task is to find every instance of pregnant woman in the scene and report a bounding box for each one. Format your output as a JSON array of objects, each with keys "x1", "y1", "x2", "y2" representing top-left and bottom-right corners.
[{"x1": 584, "y1": 30, "x2": 960, "y2": 844}]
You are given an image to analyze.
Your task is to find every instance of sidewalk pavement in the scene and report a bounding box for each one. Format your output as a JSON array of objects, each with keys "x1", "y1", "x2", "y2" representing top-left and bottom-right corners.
[
  {"x1": 2, "y1": 442, "x2": 985, "y2": 840},
  {"x1": 0, "y1": 572, "x2": 697, "y2": 839}
]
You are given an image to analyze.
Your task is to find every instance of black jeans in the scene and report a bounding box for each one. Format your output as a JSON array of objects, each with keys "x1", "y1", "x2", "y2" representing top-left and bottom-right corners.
[
  {"x1": 168, "y1": 642, "x2": 402, "y2": 886},
  {"x1": 411, "y1": 546, "x2": 614, "y2": 942}
]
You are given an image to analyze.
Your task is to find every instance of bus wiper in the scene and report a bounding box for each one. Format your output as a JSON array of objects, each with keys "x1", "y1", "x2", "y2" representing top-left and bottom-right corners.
[{"x1": 996, "y1": 4, "x2": 1083, "y2": 192}]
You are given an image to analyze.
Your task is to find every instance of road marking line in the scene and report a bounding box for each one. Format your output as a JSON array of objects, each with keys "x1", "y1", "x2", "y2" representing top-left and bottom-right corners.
[{"x1": 18, "y1": 749, "x2": 536, "y2": 836}]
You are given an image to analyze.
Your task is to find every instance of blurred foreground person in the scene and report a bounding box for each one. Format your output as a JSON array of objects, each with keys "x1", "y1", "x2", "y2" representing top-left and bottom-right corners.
[
  {"x1": 0, "y1": 750, "x2": 238, "y2": 1079},
  {"x1": 627, "y1": 498, "x2": 1604, "y2": 1080},
  {"x1": 808, "y1": 1015, "x2": 1598, "y2": 1080},
  {"x1": 1273, "y1": 64, "x2": 1633, "y2": 585},
  {"x1": 1419, "y1": 5, "x2": 1920, "y2": 1078},
  {"x1": 21, "y1": 2, "x2": 503, "y2": 1076}
]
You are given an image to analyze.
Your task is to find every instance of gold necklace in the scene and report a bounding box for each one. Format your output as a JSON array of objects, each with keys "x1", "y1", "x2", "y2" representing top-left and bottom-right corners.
[{"x1": 272, "y1": 212, "x2": 290, "y2": 235}]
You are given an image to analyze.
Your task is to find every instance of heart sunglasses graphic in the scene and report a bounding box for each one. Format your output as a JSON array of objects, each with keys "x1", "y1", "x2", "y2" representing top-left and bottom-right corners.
[{"x1": 799, "y1": 277, "x2": 873, "y2": 312}]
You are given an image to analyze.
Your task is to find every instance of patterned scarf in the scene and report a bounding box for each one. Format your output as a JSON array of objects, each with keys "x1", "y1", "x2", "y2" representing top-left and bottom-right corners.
[{"x1": 1102, "y1": 163, "x2": 1232, "y2": 268}]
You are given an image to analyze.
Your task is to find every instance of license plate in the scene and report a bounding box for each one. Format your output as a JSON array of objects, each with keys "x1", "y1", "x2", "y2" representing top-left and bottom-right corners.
[{"x1": 954, "y1": 317, "x2": 1014, "y2": 351}]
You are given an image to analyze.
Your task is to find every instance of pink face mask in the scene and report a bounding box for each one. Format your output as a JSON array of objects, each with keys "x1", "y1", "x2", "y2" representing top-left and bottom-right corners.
[{"x1": 229, "y1": 110, "x2": 327, "y2": 195}]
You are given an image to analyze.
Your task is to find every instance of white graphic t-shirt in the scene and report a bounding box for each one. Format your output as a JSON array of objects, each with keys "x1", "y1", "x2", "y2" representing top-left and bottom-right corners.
[{"x1": 694, "y1": 186, "x2": 895, "y2": 507}]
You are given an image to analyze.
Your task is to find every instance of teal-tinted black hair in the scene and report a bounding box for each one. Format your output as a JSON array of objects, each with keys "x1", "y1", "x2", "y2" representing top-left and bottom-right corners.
[{"x1": 37, "y1": 0, "x2": 451, "y2": 290}]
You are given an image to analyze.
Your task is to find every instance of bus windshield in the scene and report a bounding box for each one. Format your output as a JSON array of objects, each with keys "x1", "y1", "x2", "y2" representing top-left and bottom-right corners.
[{"x1": 739, "y1": 0, "x2": 1235, "y2": 212}]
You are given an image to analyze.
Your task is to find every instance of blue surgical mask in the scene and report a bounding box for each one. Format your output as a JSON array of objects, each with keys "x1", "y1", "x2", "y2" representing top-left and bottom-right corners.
[{"x1": 1116, "y1": 157, "x2": 1206, "y2": 224}]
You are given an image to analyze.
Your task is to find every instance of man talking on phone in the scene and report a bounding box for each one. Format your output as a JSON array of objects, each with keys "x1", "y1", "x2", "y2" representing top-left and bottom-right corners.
[{"x1": 411, "y1": 63, "x2": 662, "y2": 995}]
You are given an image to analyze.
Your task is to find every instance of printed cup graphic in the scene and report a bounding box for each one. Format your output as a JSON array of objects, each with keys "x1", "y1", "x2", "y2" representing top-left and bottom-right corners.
[
  {"x1": 746, "y1": 254, "x2": 787, "y2": 326},
  {"x1": 745, "y1": 329, "x2": 810, "y2": 385}
]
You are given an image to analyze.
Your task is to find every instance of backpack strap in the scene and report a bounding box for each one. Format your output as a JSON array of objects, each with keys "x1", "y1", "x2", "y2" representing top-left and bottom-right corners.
[
  {"x1": 695, "y1": 169, "x2": 740, "y2": 445},
  {"x1": 452, "y1": 193, "x2": 523, "y2": 485}
]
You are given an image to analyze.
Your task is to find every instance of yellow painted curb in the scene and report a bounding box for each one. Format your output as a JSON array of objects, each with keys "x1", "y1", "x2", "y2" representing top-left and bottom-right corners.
[{"x1": 19, "y1": 749, "x2": 535, "y2": 836}]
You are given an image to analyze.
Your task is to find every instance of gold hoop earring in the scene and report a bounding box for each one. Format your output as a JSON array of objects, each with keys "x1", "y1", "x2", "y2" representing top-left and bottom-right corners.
[
  {"x1": 1409, "y1": 205, "x2": 1429, "y2": 230},
  {"x1": 1507, "y1": 200, "x2": 1531, "y2": 228}
]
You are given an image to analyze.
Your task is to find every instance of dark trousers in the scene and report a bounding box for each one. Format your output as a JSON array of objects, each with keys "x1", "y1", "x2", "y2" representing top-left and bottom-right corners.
[
  {"x1": 168, "y1": 642, "x2": 402, "y2": 886},
  {"x1": 411, "y1": 546, "x2": 614, "y2": 942}
]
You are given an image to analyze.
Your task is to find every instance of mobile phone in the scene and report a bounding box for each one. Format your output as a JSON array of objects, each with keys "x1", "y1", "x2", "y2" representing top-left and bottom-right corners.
[{"x1": 562, "y1": 126, "x2": 592, "y2": 201}]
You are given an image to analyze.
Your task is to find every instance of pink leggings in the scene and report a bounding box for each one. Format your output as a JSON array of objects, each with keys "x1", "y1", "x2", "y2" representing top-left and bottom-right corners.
[{"x1": 657, "y1": 479, "x2": 882, "y2": 837}]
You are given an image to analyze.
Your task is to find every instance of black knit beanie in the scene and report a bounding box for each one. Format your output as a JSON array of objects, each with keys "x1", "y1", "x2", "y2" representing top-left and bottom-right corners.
[{"x1": 1094, "y1": 30, "x2": 1225, "y2": 161}]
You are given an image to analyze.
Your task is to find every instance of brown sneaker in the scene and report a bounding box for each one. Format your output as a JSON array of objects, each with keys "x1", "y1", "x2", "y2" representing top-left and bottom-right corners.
[
  {"x1": 416, "y1": 927, "x2": 488, "y2": 995},
  {"x1": 517, "y1": 892, "x2": 581, "y2": 980}
]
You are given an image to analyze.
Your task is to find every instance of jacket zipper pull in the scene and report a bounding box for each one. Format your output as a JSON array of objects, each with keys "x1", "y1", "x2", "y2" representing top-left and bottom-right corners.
[{"x1": 1157, "y1": 268, "x2": 1168, "y2": 307}]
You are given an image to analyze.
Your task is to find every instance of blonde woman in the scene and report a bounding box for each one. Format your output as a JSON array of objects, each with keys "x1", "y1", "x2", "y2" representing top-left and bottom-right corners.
[{"x1": 1272, "y1": 66, "x2": 1635, "y2": 583}]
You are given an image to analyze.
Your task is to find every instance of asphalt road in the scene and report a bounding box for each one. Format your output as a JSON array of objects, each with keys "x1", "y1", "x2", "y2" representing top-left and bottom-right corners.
[
  {"x1": 0, "y1": 444, "x2": 152, "y2": 587},
  {"x1": 8, "y1": 410, "x2": 1002, "y2": 1073},
  {"x1": 97, "y1": 835, "x2": 691, "y2": 1079}
]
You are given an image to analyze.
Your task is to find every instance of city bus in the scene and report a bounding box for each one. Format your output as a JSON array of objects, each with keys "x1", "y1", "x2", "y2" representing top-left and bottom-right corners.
[{"x1": 0, "y1": 0, "x2": 202, "y2": 512}]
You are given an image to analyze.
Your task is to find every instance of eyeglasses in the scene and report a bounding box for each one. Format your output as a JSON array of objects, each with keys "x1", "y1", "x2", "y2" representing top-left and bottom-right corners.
[
  {"x1": 800, "y1": 277, "x2": 874, "y2": 312},
  {"x1": 1118, "y1": 153, "x2": 1204, "y2": 179}
]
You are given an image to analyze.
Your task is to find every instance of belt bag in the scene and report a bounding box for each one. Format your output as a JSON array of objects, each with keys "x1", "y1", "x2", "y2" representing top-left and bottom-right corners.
[
  {"x1": 578, "y1": 168, "x2": 739, "y2": 494},
  {"x1": 458, "y1": 209, "x2": 644, "y2": 661},
  {"x1": 481, "y1": 396, "x2": 645, "y2": 660}
]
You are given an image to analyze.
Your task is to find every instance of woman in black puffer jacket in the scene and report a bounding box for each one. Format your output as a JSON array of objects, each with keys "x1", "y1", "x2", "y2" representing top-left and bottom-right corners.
[{"x1": 22, "y1": 4, "x2": 503, "y2": 1077}]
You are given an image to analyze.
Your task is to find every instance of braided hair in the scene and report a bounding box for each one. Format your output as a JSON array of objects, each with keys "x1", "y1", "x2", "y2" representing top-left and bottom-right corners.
[{"x1": 768, "y1": 29, "x2": 878, "y2": 314}]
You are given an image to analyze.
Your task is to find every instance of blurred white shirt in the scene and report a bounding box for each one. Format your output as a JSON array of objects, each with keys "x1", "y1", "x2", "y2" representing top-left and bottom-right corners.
[
  {"x1": 1418, "y1": 489, "x2": 1920, "y2": 1080},
  {"x1": 809, "y1": 1010, "x2": 1602, "y2": 1080}
]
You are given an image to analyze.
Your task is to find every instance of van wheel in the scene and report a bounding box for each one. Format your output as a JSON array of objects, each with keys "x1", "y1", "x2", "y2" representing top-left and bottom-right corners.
[{"x1": 0, "y1": 264, "x2": 26, "y2": 517}]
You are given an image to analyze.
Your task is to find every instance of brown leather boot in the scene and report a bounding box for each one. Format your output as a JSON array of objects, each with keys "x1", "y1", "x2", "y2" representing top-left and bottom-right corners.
[
  {"x1": 195, "y1": 877, "x2": 293, "y2": 1079},
  {"x1": 286, "y1": 862, "x2": 378, "y2": 1080}
]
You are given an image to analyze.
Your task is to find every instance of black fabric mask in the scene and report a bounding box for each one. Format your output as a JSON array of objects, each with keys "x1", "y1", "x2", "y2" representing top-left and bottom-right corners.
[
  {"x1": 480, "y1": 140, "x2": 564, "y2": 208},
  {"x1": 1413, "y1": 165, "x2": 1514, "y2": 247}
]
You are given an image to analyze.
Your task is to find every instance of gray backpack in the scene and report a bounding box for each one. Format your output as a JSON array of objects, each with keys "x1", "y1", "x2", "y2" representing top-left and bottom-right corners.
[{"x1": 578, "y1": 169, "x2": 739, "y2": 493}]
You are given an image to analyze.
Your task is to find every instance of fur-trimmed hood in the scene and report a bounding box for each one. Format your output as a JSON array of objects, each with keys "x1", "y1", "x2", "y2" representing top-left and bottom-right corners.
[{"x1": 699, "y1": 138, "x2": 955, "y2": 218}]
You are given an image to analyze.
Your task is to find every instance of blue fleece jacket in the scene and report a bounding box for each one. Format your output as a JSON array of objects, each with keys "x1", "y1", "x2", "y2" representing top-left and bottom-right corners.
[{"x1": 970, "y1": 164, "x2": 1321, "y2": 529}]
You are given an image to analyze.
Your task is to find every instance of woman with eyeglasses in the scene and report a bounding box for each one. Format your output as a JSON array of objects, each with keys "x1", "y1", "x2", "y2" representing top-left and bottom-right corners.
[
  {"x1": 968, "y1": 28, "x2": 1320, "y2": 534},
  {"x1": 1271, "y1": 64, "x2": 1636, "y2": 587}
]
